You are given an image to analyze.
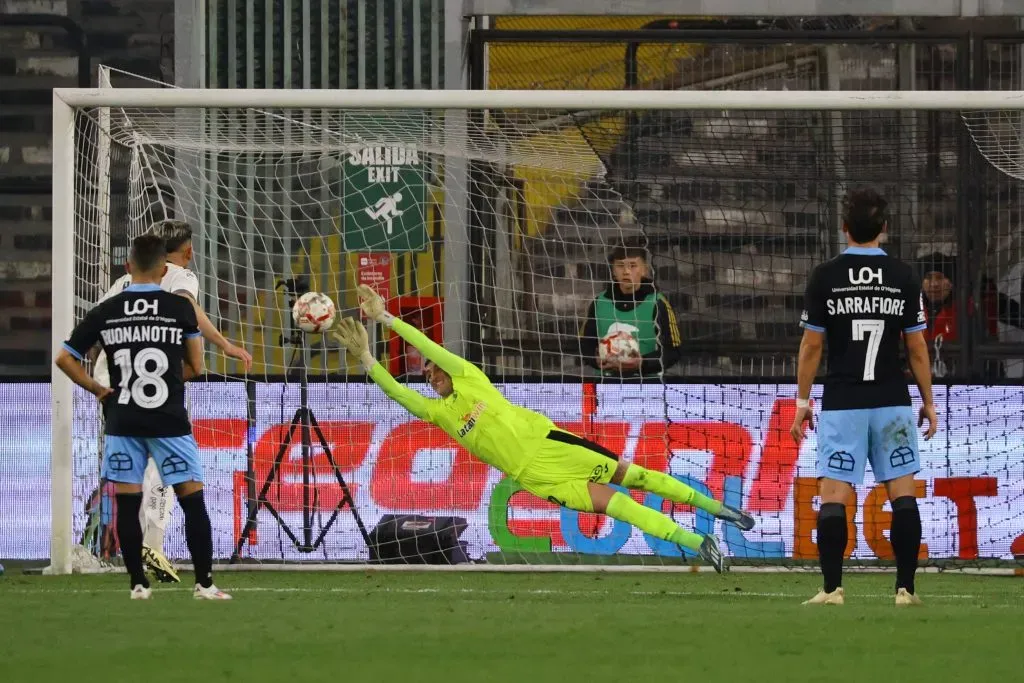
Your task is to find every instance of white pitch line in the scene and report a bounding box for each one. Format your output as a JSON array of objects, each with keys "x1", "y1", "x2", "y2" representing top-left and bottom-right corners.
[
  {"x1": 35, "y1": 562, "x2": 1024, "y2": 576},
  {"x1": 226, "y1": 587, "x2": 987, "y2": 600},
  {"x1": 0, "y1": 585, "x2": 996, "y2": 601}
]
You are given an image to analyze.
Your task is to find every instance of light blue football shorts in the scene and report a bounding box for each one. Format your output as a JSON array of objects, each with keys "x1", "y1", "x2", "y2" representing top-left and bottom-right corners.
[
  {"x1": 102, "y1": 434, "x2": 203, "y2": 486},
  {"x1": 816, "y1": 406, "x2": 920, "y2": 484}
]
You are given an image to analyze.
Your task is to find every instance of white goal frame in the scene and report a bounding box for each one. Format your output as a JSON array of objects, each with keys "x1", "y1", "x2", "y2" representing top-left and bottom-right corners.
[{"x1": 48, "y1": 87, "x2": 1024, "y2": 574}]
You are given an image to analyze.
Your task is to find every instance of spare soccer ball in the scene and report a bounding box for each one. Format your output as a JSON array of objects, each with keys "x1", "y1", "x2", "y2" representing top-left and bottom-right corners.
[
  {"x1": 292, "y1": 292, "x2": 336, "y2": 333},
  {"x1": 599, "y1": 330, "x2": 640, "y2": 362}
]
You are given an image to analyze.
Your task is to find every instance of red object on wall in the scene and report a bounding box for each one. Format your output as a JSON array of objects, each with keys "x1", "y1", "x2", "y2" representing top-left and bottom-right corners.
[
  {"x1": 387, "y1": 296, "x2": 444, "y2": 376},
  {"x1": 356, "y1": 254, "x2": 392, "y2": 318},
  {"x1": 925, "y1": 296, "x2": 998, "y2": 343}
]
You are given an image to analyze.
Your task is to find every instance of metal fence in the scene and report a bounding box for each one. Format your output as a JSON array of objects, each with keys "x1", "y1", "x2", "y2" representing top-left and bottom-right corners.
[
  {"x1": 204, "y1": 0, "x2": 445, "y2": 90},
  {"x1": 469, "y1": 26, "x2": 1024, "y2": 381},
  {"x1": 194, "y1": 14, "x2": 1024, "y2": 381}
]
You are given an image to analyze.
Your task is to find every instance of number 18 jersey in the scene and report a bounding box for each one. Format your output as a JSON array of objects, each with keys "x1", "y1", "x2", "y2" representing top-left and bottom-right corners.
[
  {"x1": 63, "y1": 283, "x2": 200, "y2": 437},
  {"x1": 800, "y1": 247, "x2": 927, "y2": 411}
]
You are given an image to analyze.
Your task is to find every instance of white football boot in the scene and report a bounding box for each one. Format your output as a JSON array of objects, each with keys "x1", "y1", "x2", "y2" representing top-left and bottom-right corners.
[
  {"x1": 895, "y1": 588, "x2": 923, "y2": 606},
  {"x1": 802, "y1": 587, "x2": 845, "y2": 605},
  {"x1": 193, "y1": 583, "x2": 233, "y2": 600},
  {"x1": 130, "y1": 585, "x2": 152, "y2": 600}
]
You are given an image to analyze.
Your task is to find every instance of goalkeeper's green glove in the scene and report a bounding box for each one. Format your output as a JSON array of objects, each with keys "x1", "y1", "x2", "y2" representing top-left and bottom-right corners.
[
  {"x1": 356, "y1": 284, "x2": 394, "y2": 325},
  {"x1": 331, "y1": 317, "x2": 376, "y2": 370},
  {"x1": 331, "y1": 316, "x2": 368, "y2": 355}
]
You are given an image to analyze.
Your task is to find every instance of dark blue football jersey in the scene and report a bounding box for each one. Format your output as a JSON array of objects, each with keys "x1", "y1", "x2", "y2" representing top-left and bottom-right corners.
[
  {"x1": 63, "y1": 283, "x2": 200, "y2": 436},
  {"x1": 800, "y1": 247, "x2": 927, "y2": 411}
]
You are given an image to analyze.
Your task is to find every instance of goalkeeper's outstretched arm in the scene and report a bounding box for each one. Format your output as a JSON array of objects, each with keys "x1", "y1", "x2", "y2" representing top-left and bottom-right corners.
[
  {"x1": 331, "y1": 317, "x2": 435, "y2": 421},
  {"x1": 355, "y1": 285, "x2": 469, "y2": 378}
]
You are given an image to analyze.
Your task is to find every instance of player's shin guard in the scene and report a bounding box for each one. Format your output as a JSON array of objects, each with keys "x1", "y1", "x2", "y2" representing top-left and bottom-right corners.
[
  {"x1": 178, "y1": 490, "x2": 214, "y2": 589},
  {"x1": 115, "y1": 493, "x2": 149, "y2": 589},
  {"x1": 605, "y1": 491, "x2": 703, "y2": 551},
  {"x1": 620, "y1": 464, "x2": 723, "y2": 516},
  {"x1": 817, "y1": 503, "x2": 847, "y2": 593},
  {"x1": 890, "y1": 496, "x2": 922, "y2": 595}
]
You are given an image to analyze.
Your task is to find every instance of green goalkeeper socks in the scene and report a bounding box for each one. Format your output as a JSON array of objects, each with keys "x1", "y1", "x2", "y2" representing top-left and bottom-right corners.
[
  {"x1": 621, "y1": 464, "x2": 723, "y2": 516},
  {"x1": 605, "y1": 492, "x2": 704, "y2": 551}
]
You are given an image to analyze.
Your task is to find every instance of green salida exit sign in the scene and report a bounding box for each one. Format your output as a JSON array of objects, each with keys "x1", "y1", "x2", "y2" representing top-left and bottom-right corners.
[{"x1": 342, "y1": 114, "x2": 428, "y2": 253}]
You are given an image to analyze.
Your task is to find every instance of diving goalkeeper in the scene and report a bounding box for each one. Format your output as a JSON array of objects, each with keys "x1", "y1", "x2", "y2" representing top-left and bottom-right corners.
[{"x1": 335, "y1": 286, "x2": 755, "y2": 571}]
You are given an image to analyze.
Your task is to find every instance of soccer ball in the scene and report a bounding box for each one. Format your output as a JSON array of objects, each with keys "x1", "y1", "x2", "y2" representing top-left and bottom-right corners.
[
  {"x1": 599, "y1": 330, "x2": 640, "y2": 362},
  {"x1": 292, "y1": 292, "x2": 336, "y2": 333}
]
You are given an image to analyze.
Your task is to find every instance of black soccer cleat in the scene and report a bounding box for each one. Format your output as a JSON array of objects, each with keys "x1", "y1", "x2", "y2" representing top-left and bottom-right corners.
[
  {"x1": 717, "y1": 505, "x2": 756, "y2": 532},
  {"x1": 697, "y1": 534, "x2": 725, "y2": 574}
]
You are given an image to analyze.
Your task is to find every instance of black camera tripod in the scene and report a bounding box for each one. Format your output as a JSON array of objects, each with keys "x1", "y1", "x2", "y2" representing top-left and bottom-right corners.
[{"x1": 230, "y1": 277, "x2": 371, "y2": 562}]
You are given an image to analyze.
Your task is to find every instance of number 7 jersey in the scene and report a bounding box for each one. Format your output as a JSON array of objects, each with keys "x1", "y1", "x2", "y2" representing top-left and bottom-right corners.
[
  {"x1": 800, "y1": 246, "x2": 927, "y2": 411},
  {"x1": 63, "y1": 284, "x2": 201, "y2": 436}
]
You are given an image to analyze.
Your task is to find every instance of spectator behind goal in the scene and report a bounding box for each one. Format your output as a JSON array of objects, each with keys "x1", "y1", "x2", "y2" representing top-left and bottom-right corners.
[
  {"x1": 579, "y1": 239, "x2": 682, "y2": 377},
  {"x1": 918, "y1": 252, "x2": 1000, "y2": 377}
]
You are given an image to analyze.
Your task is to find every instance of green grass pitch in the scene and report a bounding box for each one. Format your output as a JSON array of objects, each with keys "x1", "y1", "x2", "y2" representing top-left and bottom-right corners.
[{"x1": 0, "y1": 570, "x2": 1020, "y2": 683}]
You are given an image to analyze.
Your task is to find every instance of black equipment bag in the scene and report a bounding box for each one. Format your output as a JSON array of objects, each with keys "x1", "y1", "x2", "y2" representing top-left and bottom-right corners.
[{"x1": 368, "y1": 514, "x2": 469, "y2": 565}]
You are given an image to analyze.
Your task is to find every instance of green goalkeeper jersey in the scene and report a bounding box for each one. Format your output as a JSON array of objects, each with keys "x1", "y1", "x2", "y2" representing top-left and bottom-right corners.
[{"x1": 368, "y1": 319, "x2": 555, "y2": 478}]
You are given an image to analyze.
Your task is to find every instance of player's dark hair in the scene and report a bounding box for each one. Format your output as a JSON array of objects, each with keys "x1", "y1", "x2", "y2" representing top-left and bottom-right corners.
[
  {"x1": 130, "y1": 233, "x2": 168, "y2": 273},
  {"x1": 607, "y1": 238, "x2": 649, "y2": 263},
  {"x1": 148, "y1": 219, "x2": 193, "y2": 253},
  {"x1": 843, "y1": 188, "x2": 888, "y2": 244}
]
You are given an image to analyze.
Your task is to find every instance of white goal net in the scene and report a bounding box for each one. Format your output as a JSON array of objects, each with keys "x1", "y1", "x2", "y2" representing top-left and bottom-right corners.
[{"x1": 49, "y1": 87, "x2": 1024, "y2": 573}]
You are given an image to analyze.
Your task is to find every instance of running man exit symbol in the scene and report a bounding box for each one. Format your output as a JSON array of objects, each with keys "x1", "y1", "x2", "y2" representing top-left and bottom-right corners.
[{"x1": 364, "y1": 192, "x2": 405, "y2": 235}]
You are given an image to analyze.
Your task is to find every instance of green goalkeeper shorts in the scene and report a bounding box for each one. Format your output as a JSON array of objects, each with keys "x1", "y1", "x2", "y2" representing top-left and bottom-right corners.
[{"x1": 516, "y1": 429, "x2": 619, "y2": 512}]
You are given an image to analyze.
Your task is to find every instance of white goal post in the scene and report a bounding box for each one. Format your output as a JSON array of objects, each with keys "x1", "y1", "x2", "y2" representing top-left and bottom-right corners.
[{"x1": 48, "y1": 87, "x2": 1024, "y2": 575}]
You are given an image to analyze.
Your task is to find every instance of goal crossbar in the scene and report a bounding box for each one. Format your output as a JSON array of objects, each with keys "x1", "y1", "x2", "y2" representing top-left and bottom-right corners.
[{"x1": 52, "y1": 87, "x2": 1024, "y2": 111}]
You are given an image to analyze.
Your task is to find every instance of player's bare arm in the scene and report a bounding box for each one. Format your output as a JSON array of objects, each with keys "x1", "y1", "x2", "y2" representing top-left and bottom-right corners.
[
  {"x1": 177, "y1": 290, "x2": 253, "y2": 370},
  {"x1": 55, "y1": 349, "x2": 114, "y2": 402},
  {"x1": 181, "y1": 335, "x2": 205, "y2": 381},
  {"x1": 904, "y1": 330, "x2": 937, "y2": 440},
  {"x1": 791, "y1": 327, "x2": 824, "y2": 442}
]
